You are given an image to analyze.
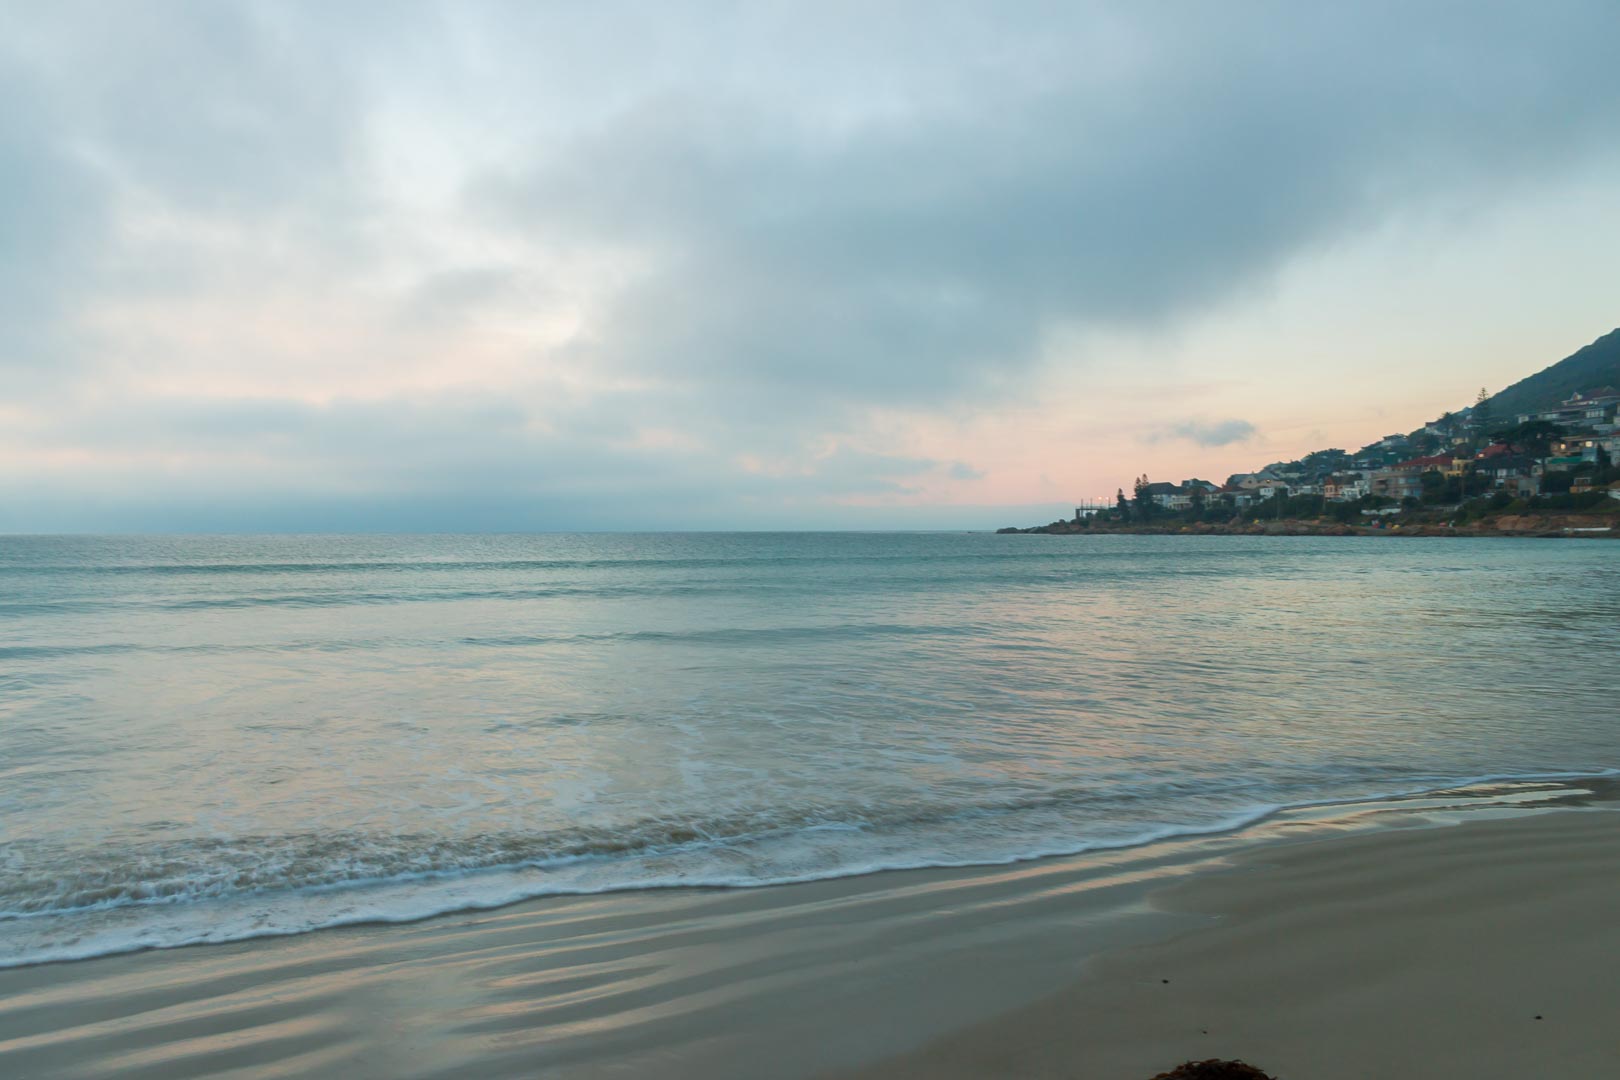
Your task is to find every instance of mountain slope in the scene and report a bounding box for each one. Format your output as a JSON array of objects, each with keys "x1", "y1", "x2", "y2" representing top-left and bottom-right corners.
[{"x1": 1484, "y1": 328, "x2": 1620, "y2": 418}]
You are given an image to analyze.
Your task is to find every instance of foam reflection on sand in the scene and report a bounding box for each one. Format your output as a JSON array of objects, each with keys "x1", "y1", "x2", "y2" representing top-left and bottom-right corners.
[{"x1": 0, "y1": 779, "x2": 1607, "y2": 1079}]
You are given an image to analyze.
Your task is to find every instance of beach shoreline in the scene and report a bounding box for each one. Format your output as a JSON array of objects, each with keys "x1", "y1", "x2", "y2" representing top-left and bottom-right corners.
[
  {"x1": 841, "y1": 798, "x2": 1620, "y2": 1080},
  {"x1": 3, "y1": 778, "x2": 1615, "y2": 1079}
]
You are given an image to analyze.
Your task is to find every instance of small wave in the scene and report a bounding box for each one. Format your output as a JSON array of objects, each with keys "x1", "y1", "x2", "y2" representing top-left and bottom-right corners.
[
  {"x1": 0, "y1": 622, "x2": 980, "y2": 662},
  {"x1": 1, "y1": 766, "x2": 1611, "y2": 969},
  {"x1": 1, "y1": 784, "x2": 1166, "y2": 919},
  {"x1": 0, "y1": 546, "x2": 1246, "y2": 578},
  {"x1": 0, "y1": 564, "x2": 1170, "y2": 618}
]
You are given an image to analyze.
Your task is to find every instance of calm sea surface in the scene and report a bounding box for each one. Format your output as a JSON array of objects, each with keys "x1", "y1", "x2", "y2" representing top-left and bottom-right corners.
[{"x1": 2, "y1": 533, "x2": 1616, "y2": 966}]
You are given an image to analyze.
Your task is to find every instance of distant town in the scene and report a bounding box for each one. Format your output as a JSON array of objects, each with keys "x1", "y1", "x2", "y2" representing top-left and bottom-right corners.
[{"x1": 1002, "y1": 386, "x2": 1620, "y2": 537}]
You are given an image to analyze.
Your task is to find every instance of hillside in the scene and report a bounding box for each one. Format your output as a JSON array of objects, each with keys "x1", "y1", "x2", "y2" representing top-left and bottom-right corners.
[{"x1": 1484, "y1": 328, "x2": 1620, "y2": 418}]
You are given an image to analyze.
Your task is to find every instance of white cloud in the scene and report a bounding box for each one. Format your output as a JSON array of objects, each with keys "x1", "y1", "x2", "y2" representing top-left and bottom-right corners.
[{"x1": 3, "y1": 1, "x2": 1619, "y2": 528}]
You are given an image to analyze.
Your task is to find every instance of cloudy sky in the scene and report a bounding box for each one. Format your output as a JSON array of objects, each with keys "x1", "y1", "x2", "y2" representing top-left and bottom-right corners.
[{"x1": 4, "y1": 1, "x2": 1618, "y2": 531}]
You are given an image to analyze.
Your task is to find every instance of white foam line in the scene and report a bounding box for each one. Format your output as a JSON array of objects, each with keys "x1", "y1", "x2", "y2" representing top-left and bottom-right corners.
[{"x1": 3, "y1": 766, "x2": 1613, "y2": 970}]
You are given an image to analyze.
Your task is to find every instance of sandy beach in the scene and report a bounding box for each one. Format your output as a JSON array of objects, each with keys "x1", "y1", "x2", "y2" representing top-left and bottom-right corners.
[
  {"x1": 2, "y1": 782, "x2": 1616, "y2": 1079},
  {"x1": 843, "y1": 802, "x2": 1620, "y2": 1079}
]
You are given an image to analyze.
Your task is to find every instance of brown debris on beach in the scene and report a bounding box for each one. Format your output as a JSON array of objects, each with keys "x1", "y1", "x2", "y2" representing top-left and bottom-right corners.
[{"x1": 1150, "y1": 1060, "x2": 1277, "y2": 1080}]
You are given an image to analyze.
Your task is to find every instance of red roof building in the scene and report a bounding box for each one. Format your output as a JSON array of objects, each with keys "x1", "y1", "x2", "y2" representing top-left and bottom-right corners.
[{"x1": 1392, "y1": 453, "x2": 1455, "y2": 471}]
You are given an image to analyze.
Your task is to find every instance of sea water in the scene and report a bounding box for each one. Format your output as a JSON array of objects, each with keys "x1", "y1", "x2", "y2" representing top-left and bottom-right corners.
[{"x1": 2, "y1": 532, "x2": 1616, "y2": 966}]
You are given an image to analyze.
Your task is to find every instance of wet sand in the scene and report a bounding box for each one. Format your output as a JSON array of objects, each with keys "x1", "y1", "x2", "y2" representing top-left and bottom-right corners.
[
  {"x1": 843, "y1": 805, "x2": 1620, "y2": 1079},
  {"x1": 2, "y1": 785, "x2": 1615, "y2": 1079}
]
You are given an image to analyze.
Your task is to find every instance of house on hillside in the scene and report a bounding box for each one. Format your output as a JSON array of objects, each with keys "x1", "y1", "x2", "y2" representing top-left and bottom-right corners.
[
  {"x1": 1479, "y1": 454, "x2": 1541, "y2": 495},
  {"x1": 1552, "y1": 433, "x2": 1615, "y2": 463},
  {"x1": 1514, "y1": 390, "x2": 1620, "y2": 429},
  {"x1": 1370, "y1": 453, "x2": 1453, "y2": 501},
  {"x1": 1323, "y1": 475, "x2": 1370, "y2": 502},
  {"x1": 1141, "y1": 481, "x2": 1182, "y2": 509},
  {"x1": 1402, "y1": 453, "x2": 1456, "y2": 471},
  {"x1": 1371, "y1": 469, "x2": 1423, "y2": 501},
  {"x1": 1551, "y1": 433, "x2": 1591, "y2": 454},
  {"x1": 1503, "y1": 472, "x2": 1542, "y2": 497},
  {"x1": 1226, "y1": 471, "x2": 1278, "y2": 491},
  {"x1": 1147, "y1": 480, "x2": 1223, "y2": 511}
]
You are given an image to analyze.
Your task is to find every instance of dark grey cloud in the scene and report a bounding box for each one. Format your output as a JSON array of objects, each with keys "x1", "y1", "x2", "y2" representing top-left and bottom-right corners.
[
  {"x1": 1155, "y1": 419, "x2": 1259, "y2": 448},
  {"x1": 3, "y1": 1, "x2": 1620, "y2": 529},
  {"x1": 479, "y1": 1, "x2": 1620, "y2": 432}
]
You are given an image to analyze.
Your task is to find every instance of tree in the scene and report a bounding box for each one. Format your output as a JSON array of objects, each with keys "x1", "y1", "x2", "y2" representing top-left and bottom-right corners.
[
  {"x1": 1409, "y1": 430, "x2": 1441, "y2": 455},
  {"x1": 1302, "y1": 448, "x2": 1350, "y2": 478},
  {"x1": 1473, "y1": 387, "x2": 1494, "y2": 431},
  {"x1": 1133, "y1": 474, "x2": 1153, "y2": 518},
  {"x1": 1116, "y1": 488, "x2": 1130, "y2": 520},
  {"x1": 1491, "y1": 419, "x2": 1561, "y2": 459},
  {"x1": 1419, "y1": 469, "x2": 1447, "y2": 504}
]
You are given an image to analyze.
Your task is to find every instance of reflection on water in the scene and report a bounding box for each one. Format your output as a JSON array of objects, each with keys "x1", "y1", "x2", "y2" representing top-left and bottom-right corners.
[{"x1": 1, "y1": 532, "x2": 1617, "y2": 964}]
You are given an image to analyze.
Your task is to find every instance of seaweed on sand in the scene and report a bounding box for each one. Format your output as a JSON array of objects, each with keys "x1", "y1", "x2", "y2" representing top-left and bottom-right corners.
[{"x1": 1150, "y1": 1060, "x2": 1277, "y2": 1080}]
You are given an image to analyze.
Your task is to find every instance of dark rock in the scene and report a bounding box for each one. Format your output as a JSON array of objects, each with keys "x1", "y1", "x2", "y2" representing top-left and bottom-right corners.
[{"x1": 1150, "y1": 1060, "x2": 1277, "y2": 1080}]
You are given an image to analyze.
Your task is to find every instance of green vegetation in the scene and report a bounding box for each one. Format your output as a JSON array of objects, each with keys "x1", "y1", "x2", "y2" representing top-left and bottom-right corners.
[
  {"x1": 1482, "y1": 328, "x2": 1620, "y2": 419},
  {"x1": 1488, "y1": 419, "x2": 1562, "y2": 458},
  {"x1": 1473, "y1": 387, "x2": 1494, "y2": 432}
]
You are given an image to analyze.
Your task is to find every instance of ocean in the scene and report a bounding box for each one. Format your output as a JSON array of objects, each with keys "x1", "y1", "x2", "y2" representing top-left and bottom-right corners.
[{"x1": 2, "y1": 532, "x2": 1616, "y2": 968}]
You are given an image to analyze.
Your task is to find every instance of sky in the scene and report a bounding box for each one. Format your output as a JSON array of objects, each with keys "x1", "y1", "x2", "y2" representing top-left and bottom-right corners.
[{"x1": 4, "y1": 1, "x2": 1619, "y2": 532}]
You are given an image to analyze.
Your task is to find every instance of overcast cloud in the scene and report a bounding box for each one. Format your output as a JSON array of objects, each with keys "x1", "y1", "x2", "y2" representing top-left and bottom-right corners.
[
  {"x1": 1155, "y1": 420, "x2": 1259, "y2": 448},
  {"x1": 3, "y1": 1, "x2": 1619, "y2": 530}
]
